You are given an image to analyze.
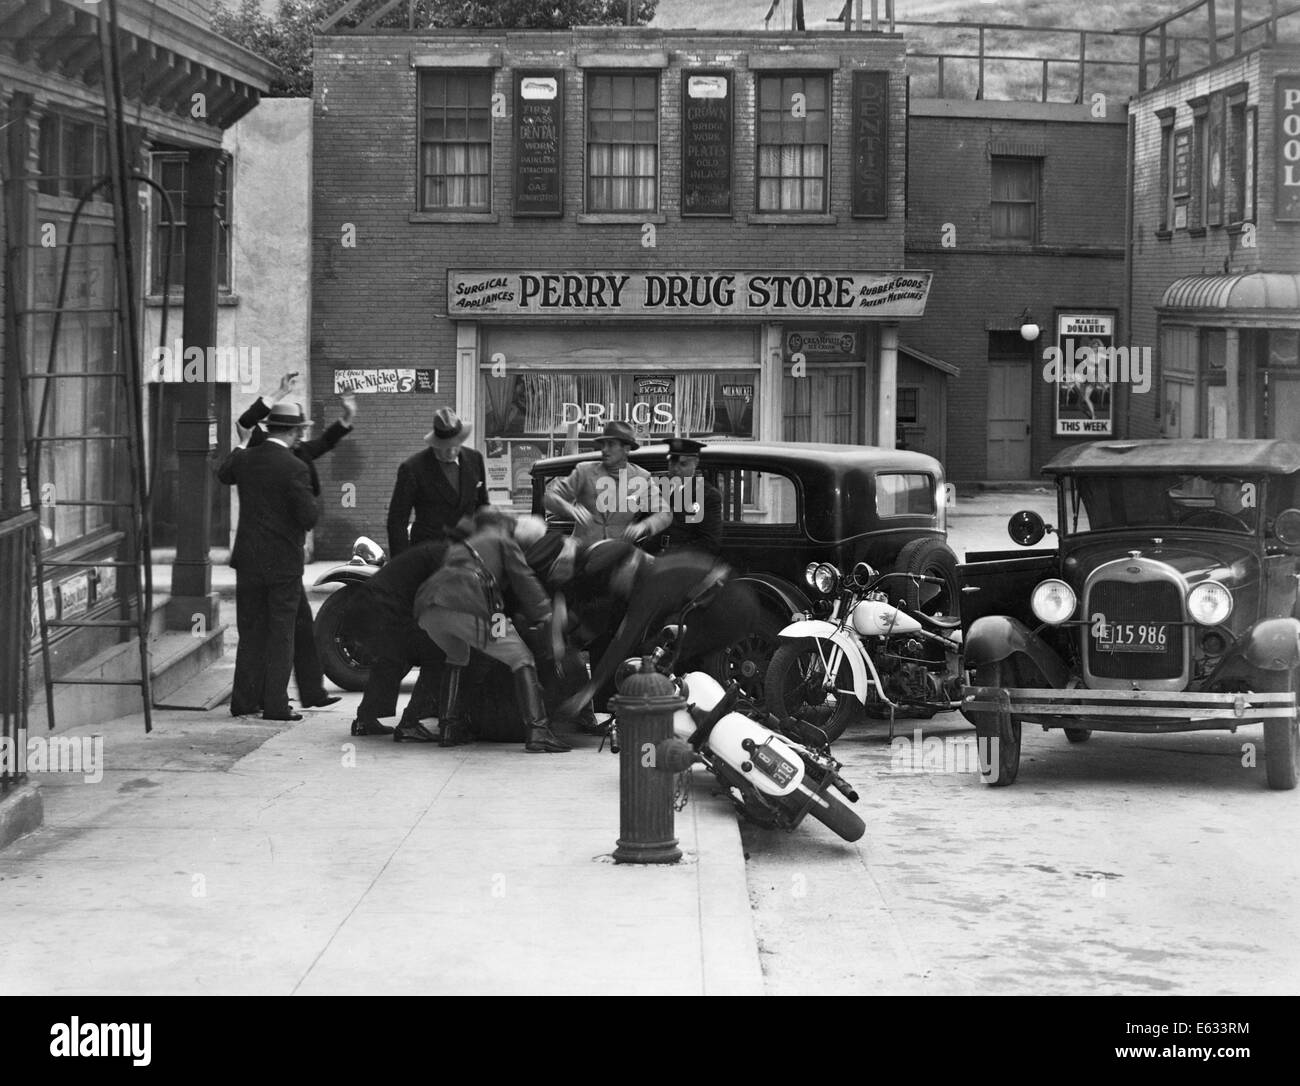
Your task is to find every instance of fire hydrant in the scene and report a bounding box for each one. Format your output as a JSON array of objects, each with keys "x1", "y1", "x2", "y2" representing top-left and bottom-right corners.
[{"x1": 610, "y1": 657, "x2": 685, "y2": 864}]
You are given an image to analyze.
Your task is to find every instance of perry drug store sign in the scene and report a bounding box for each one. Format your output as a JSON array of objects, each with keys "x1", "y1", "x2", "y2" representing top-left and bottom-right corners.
[{"x1": 448, "y1": 270, "x2": 932, "y2": 319}]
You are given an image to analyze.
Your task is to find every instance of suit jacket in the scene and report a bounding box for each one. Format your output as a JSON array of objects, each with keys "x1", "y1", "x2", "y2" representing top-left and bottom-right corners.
[
  {"x1": 414, "y1": 530, "x2": 550, "y2": 643},
  {"x1": 661, "y1": 477, "x2": 723, "y2": 555},
  {"x1": 387, "y1": 446, "x2": 489, "y2": 557},
  {"x1": 217, "y1": 439, "x2": 318, "y2": 579},
  {"x1": 239, "y1": 396, "x2": 351, "y2": 497},
  {"x1": 543, "y1": 461, "x2": 673, "y2": 547}
]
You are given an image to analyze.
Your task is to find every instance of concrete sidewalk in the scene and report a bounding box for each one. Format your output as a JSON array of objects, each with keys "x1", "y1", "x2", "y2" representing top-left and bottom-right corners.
[{"x1": 0, "y1": 696, "x2": 763, "y2": 995}]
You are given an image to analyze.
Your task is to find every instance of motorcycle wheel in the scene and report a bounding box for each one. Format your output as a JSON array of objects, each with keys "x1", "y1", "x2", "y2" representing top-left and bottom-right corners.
[
  {"x1": 703, "y1": 609, "x2": 784, "y2": 707},
  {"x1": 790, "y1": 786, "x2": 866, "y2": 843},
  {"x1": 313, "y1": 585, "x2": 373, "y2": 692},
  {"x1": 764, "y1": 639, "x2": 859, "y2": 742}
]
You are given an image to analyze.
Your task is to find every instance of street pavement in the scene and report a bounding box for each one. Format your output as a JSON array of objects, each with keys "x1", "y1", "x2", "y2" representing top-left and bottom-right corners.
[{"x1": 0, "y1": 483, "x2": 1067, "y2": 996}]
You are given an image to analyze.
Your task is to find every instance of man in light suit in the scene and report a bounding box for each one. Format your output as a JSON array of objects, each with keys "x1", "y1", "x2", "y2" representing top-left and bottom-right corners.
[
  {"x1": 217, "y1": 402, "x2": 319, "y2": 721},
  {"x1": 543, "y1": 420, "x2": 672, "y2": 547},
  {"x1": 387, "y1": 408, "x2": 489, "y2": 557}
]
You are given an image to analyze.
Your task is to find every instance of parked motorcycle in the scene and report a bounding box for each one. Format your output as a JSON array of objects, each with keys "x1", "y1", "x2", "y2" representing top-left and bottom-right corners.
[
  {"x1": 619, "y1": 596, "x2": 865, "y2": 843},
  {"x1": 312, "y1": 535, "x2": 385, "y2": 691},
  {"x1": 764, "y1": 561, "x2": 964, "y2": 741}
]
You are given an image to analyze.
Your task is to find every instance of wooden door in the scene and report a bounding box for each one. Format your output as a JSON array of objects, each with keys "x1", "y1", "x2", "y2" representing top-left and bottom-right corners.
[{"x1": 986, "y1": 362, "x2": 1031, "y2": 479}]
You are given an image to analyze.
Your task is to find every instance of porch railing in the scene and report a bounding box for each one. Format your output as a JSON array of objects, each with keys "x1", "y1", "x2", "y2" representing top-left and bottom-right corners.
[{"x1": 0, "y1": 511, "x2": 36, "y2": 796}]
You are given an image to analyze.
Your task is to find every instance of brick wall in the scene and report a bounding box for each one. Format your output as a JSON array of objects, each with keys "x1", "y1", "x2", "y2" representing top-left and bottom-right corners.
[
  {"x1": 904, "y1": 105, "x2": 1128, "y2": 478},
  {"x1": 1128, "y1": 45, "x2": 1300, "y2": 439},
  {"x1": 310, "y1": 29, "x2": 910, "y2": 554}
]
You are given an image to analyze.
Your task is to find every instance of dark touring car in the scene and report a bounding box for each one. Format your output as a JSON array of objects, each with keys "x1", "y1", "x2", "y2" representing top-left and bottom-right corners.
[
  {"x1": 960, "y1": 439, "x2": 1300, "y2": 789},
  {"x1": 532, "y1": 441, "x2": 960, "y2": 700}
]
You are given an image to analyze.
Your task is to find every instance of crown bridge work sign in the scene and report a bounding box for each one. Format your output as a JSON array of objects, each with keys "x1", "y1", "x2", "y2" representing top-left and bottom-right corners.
[{"x1": 447, "y1": 270, "x2": 931, "y2": 318}]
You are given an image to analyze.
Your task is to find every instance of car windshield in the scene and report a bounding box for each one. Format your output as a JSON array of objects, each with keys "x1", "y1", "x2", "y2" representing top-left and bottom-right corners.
[{"x1": 1060, "y1": 473, "x2": 1263, "y2": 535}]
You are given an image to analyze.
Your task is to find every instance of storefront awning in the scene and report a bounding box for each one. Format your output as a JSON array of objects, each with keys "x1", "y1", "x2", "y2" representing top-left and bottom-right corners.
[{"x1": 1158, "y1": 273, "x2": 1300, "y2": 321}]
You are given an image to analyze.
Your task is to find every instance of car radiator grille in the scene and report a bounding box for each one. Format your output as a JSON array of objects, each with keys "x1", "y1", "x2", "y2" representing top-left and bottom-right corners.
[{"x1": 1087, "y1": 579, "x2": 1184, "y2": 681}]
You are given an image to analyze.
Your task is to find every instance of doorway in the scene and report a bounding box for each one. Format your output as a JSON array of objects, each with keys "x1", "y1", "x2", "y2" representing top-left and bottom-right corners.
[{"x1": 986, "y1": 333, "x2": 1032, "y2": 479}]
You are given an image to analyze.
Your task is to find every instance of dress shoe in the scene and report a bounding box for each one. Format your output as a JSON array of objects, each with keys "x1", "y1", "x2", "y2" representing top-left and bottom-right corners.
[
  {"x1": 263, "y1": 711, "x2": 303, "y2": 722},
  {"x1": 231, "y1": 706, "x2": 261, "y2": 718},
  {"x1": 393, "y1": 719, "x2": 437, "y2": 743},
  {"x1": 301, "y1": 694, "x2": 342, "y2": 708},
  {"x1": 352, "y1": 717, "x2": 395, "y2": 736}
]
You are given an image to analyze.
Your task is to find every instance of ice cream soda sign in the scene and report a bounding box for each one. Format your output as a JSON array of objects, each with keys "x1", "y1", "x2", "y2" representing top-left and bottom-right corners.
[{"x1": 448, "y1": 270, "x2": 931, "y2": 319}]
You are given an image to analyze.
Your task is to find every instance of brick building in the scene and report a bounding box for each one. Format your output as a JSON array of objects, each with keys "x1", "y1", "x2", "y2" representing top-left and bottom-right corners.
[
  {"x1": 903, "y1": 100, "x2": 1130, "y2": 479},
  {"x1": 309, "y1": 27, "x2": 926, "y2": 553},
  {"x1": 1128, "y1": 34, "x2": 1300, "y2": 441}
]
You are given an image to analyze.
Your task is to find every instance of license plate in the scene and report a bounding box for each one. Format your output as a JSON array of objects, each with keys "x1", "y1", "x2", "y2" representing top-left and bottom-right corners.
[
  {"x1": 1096, "y1": 622, "x2": 1169, "y2": 653},
  {"x1": 752, "y1": 742, "x2": 798, "y2": 787}
]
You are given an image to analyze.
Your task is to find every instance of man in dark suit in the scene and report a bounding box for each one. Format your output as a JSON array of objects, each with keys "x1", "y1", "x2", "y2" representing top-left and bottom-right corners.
[
  {"x1": 387, "y1": 408, "x2": 489, "y2": 557},
  {"x1": 659, "y1": 438, "x2": 723, "y2": 556},
  {"x1": 349, "y1": 540, "x2": 449, "y2": 738},
  {"x1": 238, "y1": 373, "x2": 355, "y2": 709},
  {"x1": 218, "y1": 402, "x2": 319, "y2": 721}
]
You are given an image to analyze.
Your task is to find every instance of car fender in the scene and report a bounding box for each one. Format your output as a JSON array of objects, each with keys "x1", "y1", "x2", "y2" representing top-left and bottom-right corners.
[
  {"x1": 312, "y1": 565, "x2": 376, "y2": 589},
  {"x1": 777, "y1": 619, "x2": 871, "y2": 703},
  {"x1": 1223, "y1": 616, "x2": 1300, "y2": 672},
  {"x1": 734, "y1": 573, "x2": 814, "y2": 618},
  {"x1": 965, "y1": 615, "x2": 1071, "y2": 687}
]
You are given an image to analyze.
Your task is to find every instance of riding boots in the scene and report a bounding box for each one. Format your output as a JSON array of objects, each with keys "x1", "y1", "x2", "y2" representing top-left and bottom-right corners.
[
  {"x1": 514, "y1": 665, "x2": 571, "y2": 753},
  {"x1": 437, "y1": 663, "x2": 471, "y2": 748}
]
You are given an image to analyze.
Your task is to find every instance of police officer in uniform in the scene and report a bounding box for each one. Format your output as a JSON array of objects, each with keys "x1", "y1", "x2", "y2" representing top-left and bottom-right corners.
[{"x1": 659, "y1": 438, "x2": 722, "y2": 556}]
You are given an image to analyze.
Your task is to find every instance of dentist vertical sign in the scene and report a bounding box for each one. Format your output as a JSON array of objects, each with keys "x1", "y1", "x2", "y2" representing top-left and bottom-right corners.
[{"x1": 1277, "y1": 75, "x2": 1300, "y2": 221}]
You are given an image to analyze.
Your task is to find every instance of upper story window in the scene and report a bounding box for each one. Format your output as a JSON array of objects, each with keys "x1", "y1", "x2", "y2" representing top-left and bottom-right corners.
[
  {"x1": 990, "y1": 156, "x2": 1039, "y2": 242},
  {"x1": 150, "y1": 151, "x2": 232, "y2": 294},
  {"x1": 37, "y1": 112, "x2": 107, "y2": 201},
  {"x1": 419, "y1": 70, "x2": 492, "y2": 211},
  {"x1": 756, "y1": 74, "x2": 829, "y2": 213},
  {"x1": 586, "y1": 73, "x2": 658, "y2": 213}
]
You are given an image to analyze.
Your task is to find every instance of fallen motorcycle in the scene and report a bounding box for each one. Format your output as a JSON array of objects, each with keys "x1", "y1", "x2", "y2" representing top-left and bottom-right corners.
[
  {"x1": 616, "y1": 590, "x2": 865, "y2": 843},
  {"x1": 764, "y1": 561, "x2": 964, "y2": 741}
]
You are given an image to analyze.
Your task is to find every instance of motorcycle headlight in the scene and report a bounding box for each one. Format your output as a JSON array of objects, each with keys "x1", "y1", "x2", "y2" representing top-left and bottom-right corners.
[
  {"x1": 1030, "y1": 579, "x2": 1077, "y2": 625},
  {"x1": 1187, "y1": 581, "x2": 1233, "y2": 626},
  {"x1": 811, "y1": 563, "x2": 841, "y2": 596}
]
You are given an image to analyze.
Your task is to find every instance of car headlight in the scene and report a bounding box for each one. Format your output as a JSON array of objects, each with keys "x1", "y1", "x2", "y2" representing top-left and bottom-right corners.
[
  {"x1": 1187, "y1": 581, "x2": 1233, "y2": 625},
  {"x1": 1031, "y1": 579, "x2": 1077, "y2": 625},
  {"x1": 811, "y1": 563, "x2": 841, "y2": 596},
  {"x1": 804, "y1": 562, "x2": 820, "y2": 589}
]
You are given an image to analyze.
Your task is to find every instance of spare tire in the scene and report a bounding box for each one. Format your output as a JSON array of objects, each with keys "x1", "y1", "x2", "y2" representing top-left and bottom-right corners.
[{"x1": 894, "y1": 537, "x2": 960, "y2": 617}]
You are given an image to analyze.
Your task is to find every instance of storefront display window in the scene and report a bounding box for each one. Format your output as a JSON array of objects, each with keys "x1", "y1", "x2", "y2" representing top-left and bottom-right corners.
[{"x1": 482, "y1": 367, "x2": 756, "y2": 504}]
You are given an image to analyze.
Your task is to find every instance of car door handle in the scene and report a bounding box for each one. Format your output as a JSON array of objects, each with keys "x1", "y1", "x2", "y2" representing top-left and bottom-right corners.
[{"x1": 961, "y1": 585, "x2": 980, "y2": 593}]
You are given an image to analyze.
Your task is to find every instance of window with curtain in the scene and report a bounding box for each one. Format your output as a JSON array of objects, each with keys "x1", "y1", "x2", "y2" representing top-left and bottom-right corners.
[
  {"x1": 990, "y1": 156, "x2": 1039, "y2": 241},
  {"x1": 1227, "y1": 97, "x2": 1247, "y2": 223},
  {"x1": 756, "y1": 74, "x2": 828, "y2": 212},
  {"x1": 419, "y1": 71, "x2": 492, "y2": 211},
  {"x1": 783, "y1": 366, "x2": 863, "y2": 444},
  {"x1": 586, "y1": 73, "x2": 658, "y2": 212},
  {"x1": 150, "y1": 151, "x2": 232, "y2": 293},
  {"x1": 29, "y1": 217, "x2": 120, "y2": 547}
]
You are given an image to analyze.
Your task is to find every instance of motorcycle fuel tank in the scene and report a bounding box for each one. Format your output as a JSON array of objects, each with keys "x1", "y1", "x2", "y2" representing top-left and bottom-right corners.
[
  {"x1": 709, "y1": 712, "x2": 804, "y2": 797},
  {"x1": 851, "y1": 599, "x2": 922, "y2": 637}
]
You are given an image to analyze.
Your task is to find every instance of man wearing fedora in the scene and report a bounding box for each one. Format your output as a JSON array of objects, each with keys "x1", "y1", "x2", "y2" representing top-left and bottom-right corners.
[
  {"x1": 237, "y1": 373, "x2": 356, "y2": 710},
  {"x1": 387, "y1": 408, "x2": 489, "y2": 558},
  {"x1": 218, "y1": 401, "x2": 320, "y2": 721},
  {"x1": 659, "y1": 437, "x2": 723, "y2": 557},
  {"x1": 543, "y1": 420, "x2": 673, "y2": 548}
]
